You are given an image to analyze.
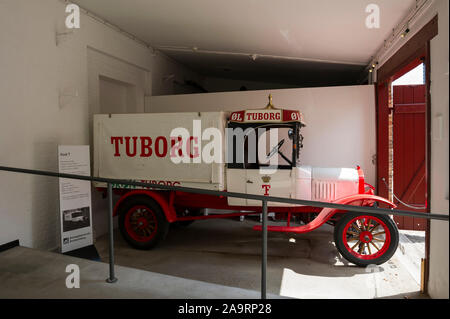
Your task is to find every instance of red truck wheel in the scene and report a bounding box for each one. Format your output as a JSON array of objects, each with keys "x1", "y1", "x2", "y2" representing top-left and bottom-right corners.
[
  {"x1": 118, "y1": 196, "x2": 169, "y2": 250},
  {"x1": 334, "y1": 213, "x2": 399, "y2": 266}
]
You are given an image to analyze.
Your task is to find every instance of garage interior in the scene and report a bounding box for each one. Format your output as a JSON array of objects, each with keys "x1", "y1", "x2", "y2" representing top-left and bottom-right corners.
[{"x1": 0, "y1": 0, "x2": 448, "y2": 300}]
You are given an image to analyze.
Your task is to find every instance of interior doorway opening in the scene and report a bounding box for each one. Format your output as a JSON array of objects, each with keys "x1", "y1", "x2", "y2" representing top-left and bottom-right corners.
[
  {"x1": 383, "y1": 59, "x2": 428, "y2": 292},
  {"x1": 388, "y1": 62, "x2": 427, "y2": 229},
  {"x1": 375, "y1": 15, "x2": 438, "y2": 295}
]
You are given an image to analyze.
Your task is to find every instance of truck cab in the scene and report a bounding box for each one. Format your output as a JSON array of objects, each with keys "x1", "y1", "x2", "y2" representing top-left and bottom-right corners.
[{"x1": 226, "y1": 95, "x2": 362, "y2": 206}]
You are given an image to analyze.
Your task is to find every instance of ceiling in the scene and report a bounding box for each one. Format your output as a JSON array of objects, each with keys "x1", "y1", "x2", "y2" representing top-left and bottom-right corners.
[{"x1": 74, "y1": 0, "x2": 416, "y2": 86}]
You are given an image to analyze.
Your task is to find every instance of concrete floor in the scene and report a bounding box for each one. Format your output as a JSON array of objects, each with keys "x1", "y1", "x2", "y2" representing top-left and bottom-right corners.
[
  {"x1": 397, "y1": 230, "x2": 425, "y2": 286},
  {"x1": 0, "y1": 217, "x2": 427, "y2": 299},
  {"x1": 0, "y1": 245, "x2": 282, "y2": 299},
  {"x1": 93, "y1": 217, "x2": 427, "y2": 299}
]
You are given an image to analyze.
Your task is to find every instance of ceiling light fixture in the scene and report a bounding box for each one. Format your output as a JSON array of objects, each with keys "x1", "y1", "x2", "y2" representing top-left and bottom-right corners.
[
  {"x1": 367, "y1": 0, "x2": 431, "y2": 79},
  {"x1": 400, "y1": 27, "x2": 410, "y2": 38}
]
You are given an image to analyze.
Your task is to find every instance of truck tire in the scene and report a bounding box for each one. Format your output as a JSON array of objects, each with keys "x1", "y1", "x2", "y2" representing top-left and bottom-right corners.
[
  {"x1": 334, "y1": 212, "x2": 399, "y2": 266},
  {"x1": 118, "y1": 196, "x2": 169, "y2": 250}
]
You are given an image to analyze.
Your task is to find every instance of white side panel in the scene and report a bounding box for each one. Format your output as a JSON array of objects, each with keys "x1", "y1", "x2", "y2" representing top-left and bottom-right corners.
[
  {"x1": 93, "y1": 112, "x2": 226, "y2": 190},
  {"x1": 295, "y1": 166, "x2": 312, "y2": 202},
  {"x1": 226, "y1": 169, "x2": 247, "y2": 206}
]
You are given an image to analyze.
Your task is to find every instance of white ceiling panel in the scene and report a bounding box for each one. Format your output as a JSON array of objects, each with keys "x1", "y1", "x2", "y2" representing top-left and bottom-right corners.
[{"x1": 74, "y1": 0, "x2": 415, "y2": 85}]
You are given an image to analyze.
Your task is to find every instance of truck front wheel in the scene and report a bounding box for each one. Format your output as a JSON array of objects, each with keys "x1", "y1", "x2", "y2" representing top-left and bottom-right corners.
[
  {"x1": 334, "y1": 213, "x2": 399, "y2": 266},
  {"x1": 118, "y1": 196, "x2": 169, "y2": 250}
]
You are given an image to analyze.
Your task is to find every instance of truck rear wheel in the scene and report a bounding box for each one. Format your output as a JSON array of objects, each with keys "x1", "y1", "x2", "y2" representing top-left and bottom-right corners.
[
  {"x1": 334, "y1": 212, "x2": 399, "y2": 266},
  {"x1": 118, "y1": 196, "x2": 169, "y2": 250}
]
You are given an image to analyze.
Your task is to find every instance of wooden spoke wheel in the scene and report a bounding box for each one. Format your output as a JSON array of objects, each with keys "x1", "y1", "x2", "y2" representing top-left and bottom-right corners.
[
  {"x1": 334, "y1": 213, "x2": 399, "y2": 266},
  {"x1": 118, "y1": 196, "x2": 169, "y2": 250}
]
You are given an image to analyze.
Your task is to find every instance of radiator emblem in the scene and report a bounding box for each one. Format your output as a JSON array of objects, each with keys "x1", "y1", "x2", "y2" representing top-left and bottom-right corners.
[{"x1": 261, "y1": 175, "x2": 271, "y2": 183}]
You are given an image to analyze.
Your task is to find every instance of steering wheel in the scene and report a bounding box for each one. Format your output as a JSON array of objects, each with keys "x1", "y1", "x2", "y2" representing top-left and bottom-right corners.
[{"x1": 266, "y1": 139, "x2": 285, "y2": 159}]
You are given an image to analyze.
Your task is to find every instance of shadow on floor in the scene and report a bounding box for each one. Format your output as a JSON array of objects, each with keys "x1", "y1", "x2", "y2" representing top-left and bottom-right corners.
[{"x1": 95, "y1": 218, "x2": 421, "y2": 298}]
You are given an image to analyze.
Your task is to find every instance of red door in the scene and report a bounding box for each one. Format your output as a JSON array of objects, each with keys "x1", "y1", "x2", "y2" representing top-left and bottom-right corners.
[{"x1": 392, "y1": 84, "x2": 427, "y2": 230}]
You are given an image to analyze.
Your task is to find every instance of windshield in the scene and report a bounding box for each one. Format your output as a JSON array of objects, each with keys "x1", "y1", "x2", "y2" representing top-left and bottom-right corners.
[
  {"x1": 227, "y1": 122, "x2": 301, "y2": 169},
  {"x1": 256, "y1": 127, "x2": 293, "y2": 166}
]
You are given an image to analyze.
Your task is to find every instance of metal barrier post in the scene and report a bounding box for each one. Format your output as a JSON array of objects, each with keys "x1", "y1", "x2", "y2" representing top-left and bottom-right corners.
[
  {"x1": 106, "y1": 182, "x2": 118, "y2": 283},
  {"x1": 261, "y1": 199, "x2": 267, "y2": 299}
]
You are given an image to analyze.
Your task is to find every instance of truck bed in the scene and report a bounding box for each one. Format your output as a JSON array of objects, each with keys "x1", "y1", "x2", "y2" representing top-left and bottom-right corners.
[{"x1": 93, "y1": 112, "x2": 227, "y2": 190}]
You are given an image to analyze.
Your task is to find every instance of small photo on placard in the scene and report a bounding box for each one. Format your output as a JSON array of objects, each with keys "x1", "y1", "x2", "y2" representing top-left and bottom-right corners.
[{"x1": 62, "y1": 206, "x2": 91, "y2": 232}]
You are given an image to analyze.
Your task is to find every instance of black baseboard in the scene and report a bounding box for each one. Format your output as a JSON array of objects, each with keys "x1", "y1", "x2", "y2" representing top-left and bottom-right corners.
[{"x1": 0, "y1": 239, "x2": 20, "y2": 253}]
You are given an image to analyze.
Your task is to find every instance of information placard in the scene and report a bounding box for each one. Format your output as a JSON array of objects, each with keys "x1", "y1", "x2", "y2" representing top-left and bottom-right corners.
[{"x1": 58, "y1": 145, "x2": 93, "y2": 253}]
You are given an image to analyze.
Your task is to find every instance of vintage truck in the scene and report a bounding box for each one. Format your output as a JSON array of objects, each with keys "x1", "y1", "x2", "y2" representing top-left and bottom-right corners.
[{"x1": 93, "y1": 95, "x2": 398, "y2": 266}]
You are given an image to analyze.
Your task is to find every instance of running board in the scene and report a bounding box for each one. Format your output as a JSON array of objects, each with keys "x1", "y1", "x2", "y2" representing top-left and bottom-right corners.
[{"x1": 253, "y1": 206, "x2": 336, "y2": 234}]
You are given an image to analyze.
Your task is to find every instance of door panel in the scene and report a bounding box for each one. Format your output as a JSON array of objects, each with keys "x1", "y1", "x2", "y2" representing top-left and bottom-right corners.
[
  {"x1": 99, "y1": 76, "x2": 137, "y2": 114},
  {"x1": 393, "y1": 84, "x2": 427, "y2": 230},
  {"x1": 245, "y1": 169, "x2": 293, "y2": 206},
  {"x1": 226, "y1": 169, "x2": 293, "y2": 206}
]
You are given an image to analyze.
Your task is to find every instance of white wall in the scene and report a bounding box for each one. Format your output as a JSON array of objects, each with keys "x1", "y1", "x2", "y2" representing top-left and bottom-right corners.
[
  {"x1": 374, "y1": 0, "x2": 449, "y2": 299},
  {"x1": 0, "y1": 0, "x2": 202, "y2": 249},
  {"x1": 146, "y1": 85, "x2": 377, "y2": 185},
  {"x1": 428, "y1": 0, "x2": 449, "y2": 299}
]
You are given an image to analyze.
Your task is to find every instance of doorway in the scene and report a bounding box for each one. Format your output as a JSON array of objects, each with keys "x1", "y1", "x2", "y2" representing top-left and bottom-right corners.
[
  {"x1": 375, "y1": 15, "x2": 438, "y2": 293},
  {"x1": 99, "y1": 75, "x2": 137, "y2": 114},
  {"x1": 377, "y1": 51, "x2": 429, "y2": 293}
]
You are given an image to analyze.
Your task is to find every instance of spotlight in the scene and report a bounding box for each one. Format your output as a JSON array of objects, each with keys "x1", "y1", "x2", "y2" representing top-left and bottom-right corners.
[
  {"x1": 400, "y1": 28, "x2": 410, "y2": 38},
  {"x1": 369, "y1": 69, "x2": 373, "y2": 73}
]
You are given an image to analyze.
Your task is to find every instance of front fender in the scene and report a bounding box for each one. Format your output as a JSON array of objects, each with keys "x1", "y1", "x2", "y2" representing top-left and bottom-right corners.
[
  {"x1": 253, "y1": 194, "x2": 396, "y2": 234},
  {"x1": 113, "y1": 190, "x2": 177, "y2": 222},
  {"x1": 332, "y1": 194, "x2": 396, "y2": 210}
]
